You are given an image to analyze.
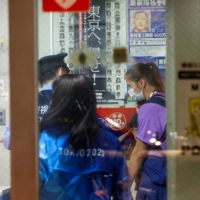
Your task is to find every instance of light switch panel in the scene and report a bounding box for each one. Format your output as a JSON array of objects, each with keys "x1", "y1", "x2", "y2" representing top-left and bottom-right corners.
[
  {"x1": 0, "y1": 109, "x2": 6, "y2": 125},
  {"x1": 0, "y1": 37, "x2": 5, "y2": 44}
]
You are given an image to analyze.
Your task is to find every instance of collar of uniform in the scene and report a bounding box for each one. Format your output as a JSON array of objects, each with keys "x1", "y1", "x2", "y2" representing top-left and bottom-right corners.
[
  {"x1": 150, "y1": 91, "x2": 166, "y2": 99},
  {"x1": 149, "y1": 91, "x2": 157, "y2": 98},
  {"x1": 40, "y1": 84, "x2": 52, "y2": 91}
]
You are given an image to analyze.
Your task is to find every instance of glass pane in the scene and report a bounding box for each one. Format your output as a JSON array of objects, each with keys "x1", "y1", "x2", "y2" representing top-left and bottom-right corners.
[
  {"x1": 0, "y1": 0, "x2": 11, "y2": 197},
  {"x1": 38, "y1": 0, "x2": 166, "y2": 199}
]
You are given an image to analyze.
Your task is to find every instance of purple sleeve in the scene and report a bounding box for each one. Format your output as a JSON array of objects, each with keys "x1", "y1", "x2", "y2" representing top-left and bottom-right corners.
[{"x1": 136, "y1": 119, "x2": 157, "y2": 146}]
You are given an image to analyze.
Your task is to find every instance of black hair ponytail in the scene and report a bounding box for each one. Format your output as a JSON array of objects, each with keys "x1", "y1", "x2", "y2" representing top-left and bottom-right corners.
[
  {"x1": 40, "y1": 74, "x2": 99, "y2": 151},
  {"x1": 150, "y1": 62, "x2": 165, "y2": 93}
]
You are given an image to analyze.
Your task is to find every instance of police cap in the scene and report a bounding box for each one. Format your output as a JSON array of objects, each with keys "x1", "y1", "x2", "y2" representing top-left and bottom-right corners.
[{"x1": 39, "y1": 53, "x2": 68, "y2": 73}]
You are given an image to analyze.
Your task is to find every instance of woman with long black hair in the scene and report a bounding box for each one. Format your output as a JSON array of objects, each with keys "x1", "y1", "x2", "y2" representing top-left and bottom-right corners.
[
  {"x1": 125, "y1": 63, "x2": 166, "y2": 200},
  {"x1": 39, "y1": 74, "x2": 132, "y2": 200}
]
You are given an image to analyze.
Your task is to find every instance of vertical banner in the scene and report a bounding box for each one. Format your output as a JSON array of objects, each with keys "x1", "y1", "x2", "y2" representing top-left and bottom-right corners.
[
  {"x1": 53, "y1": 11, "x2": 76, "y2": 75},
  {"x1": 80, "y1": 0, "x2": 128, "y2": 105},
  {"x1": 81, "y1": 1, "x2": 107, "y2": 99}
]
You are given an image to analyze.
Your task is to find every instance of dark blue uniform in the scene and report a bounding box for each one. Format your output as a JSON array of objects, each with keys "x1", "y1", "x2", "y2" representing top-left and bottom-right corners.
[
  {"x1": 4, "y1": 84, "x2": 53, "y2": 149},
  {"x1": 4, "y1": 53, "x2": 68, "y2": 149},
  {"x1": 39, "y1": 125, "x2": 132, "y2": 200},
  {"x1": 38, "y1": 84, "x2": 53, "y2": 122}
]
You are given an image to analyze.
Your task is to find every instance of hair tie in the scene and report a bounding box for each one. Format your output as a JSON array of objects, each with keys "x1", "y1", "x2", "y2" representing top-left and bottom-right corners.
[{"x1": 149, "y1": 65, "x2": 152, "y2": 69}]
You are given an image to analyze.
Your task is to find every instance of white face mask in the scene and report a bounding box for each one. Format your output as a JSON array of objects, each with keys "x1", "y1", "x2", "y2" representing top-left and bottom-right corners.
[{"x1": 128, "y1": 86, "x2": 145, "y2": 101}]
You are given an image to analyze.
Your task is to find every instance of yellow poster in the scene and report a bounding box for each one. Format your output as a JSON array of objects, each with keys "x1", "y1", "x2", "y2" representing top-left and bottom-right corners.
[{"x1": 186, "y1": 97, "x2": 200, "y2": 137}]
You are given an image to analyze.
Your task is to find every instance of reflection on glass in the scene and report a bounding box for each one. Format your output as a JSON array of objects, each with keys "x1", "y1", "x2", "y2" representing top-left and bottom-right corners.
[{"x1": 38, "y1": 0, "x2": 167, "y2": 199}]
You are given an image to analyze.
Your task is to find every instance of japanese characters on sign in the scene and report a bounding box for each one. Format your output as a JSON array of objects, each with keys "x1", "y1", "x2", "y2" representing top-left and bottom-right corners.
[
  {"x1": 130, "y1": 0, "x2": 166, "y2": 7},
  {"x1": 85, "y1": 5, "x2": 102, "y2": 90},
  {"x1": 87, "y1": 6, "x2": 101, "y2": 44},
  {"x1": 53, "y1": 12, "x2": 75, "y2": 76},
  {"x1": 53, "y1": 12, "x2": 76, "y2": 74},
  {"x1": 82, "y1": 2, "x2": 106, "y2": 102},
  {"x1": 105, "y1": 1, "x2": 126, "y2": 100}
]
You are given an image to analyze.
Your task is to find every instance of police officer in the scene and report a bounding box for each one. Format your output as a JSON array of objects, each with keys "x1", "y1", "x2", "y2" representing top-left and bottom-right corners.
[
  {"x1": 38, "y1": 53, "x2": 69, "y2": 122},
  {"x1": 1, "y1": 53, "x2": 69, "y2": 149}
]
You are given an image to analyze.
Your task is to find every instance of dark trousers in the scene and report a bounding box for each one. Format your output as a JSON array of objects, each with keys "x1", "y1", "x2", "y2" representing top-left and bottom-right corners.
[{"x1": 136, "y1": 156, "x2": 167, "y2": 200}]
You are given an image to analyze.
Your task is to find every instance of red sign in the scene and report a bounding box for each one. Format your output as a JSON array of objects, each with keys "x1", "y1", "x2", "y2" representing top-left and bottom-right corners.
[
  {"x1": 97, "y1": 107, "x2": 137, "y2": 160},
  {"x1": 43, "y1": 0, "x2": 90, "y2": 12},
  {"x1": 97, "y1": 107, "x2": 136, "y2": 133}
]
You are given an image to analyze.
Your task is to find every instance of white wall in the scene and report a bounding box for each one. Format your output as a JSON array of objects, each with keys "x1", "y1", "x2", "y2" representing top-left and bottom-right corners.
[
  {"x1": 38, "y1": 0, "x2": 51, "y2": 58},
  {"x1": 0, "y1": 0, "x2": 10, "y2": 186}
]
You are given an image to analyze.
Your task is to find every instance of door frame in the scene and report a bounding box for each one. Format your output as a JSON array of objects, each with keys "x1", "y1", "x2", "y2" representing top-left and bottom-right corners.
[{"x1": 9, "y1": 0, "x2": 38, "y2": 199}]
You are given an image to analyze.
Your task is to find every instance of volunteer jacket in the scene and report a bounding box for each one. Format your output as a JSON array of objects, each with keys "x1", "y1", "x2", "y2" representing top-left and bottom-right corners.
[{"x1": 39, "y1": 124, "x2": 132, "y2": 200}]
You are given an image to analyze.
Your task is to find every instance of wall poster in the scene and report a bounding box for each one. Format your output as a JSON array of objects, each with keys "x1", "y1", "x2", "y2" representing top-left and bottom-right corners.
[
  {"x1": 53, "y1": 0, "x2": 127, "y2": 106},
  {"x1": 127, "y1": 0, "x2": 166, "y2": 102},
  {"x1": 128, "y1": 0, "x2": 166, "y2": 56}
]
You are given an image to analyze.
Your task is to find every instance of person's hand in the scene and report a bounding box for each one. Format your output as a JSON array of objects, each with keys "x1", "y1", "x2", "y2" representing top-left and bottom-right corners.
[
  {"x1": 0, "y1": 138, "x2": 6, "y2": 148},
  {"x1": 118, "y1": 128, "x2": 133, "y2": 142},
  {"x1": 94, "y1": 190, "x2": 109, "y2": 200}
]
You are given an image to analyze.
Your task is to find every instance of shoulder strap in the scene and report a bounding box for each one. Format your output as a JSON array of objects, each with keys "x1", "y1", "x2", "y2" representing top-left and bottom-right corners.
[{"x1": 145, "y1": 94, "x2": 166, "y2": 108}]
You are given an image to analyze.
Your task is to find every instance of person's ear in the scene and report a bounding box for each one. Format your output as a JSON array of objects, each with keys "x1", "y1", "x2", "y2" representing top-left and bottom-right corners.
[
  {"x1": 57, "y1": 67, "x2": 63, "y2": 76},
  {"x1": 38, "y1": 82, "x2": 43, "y2": 88},
  {"x1": 140, "y1": 79, "x2": 146, "y2": 88}
]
